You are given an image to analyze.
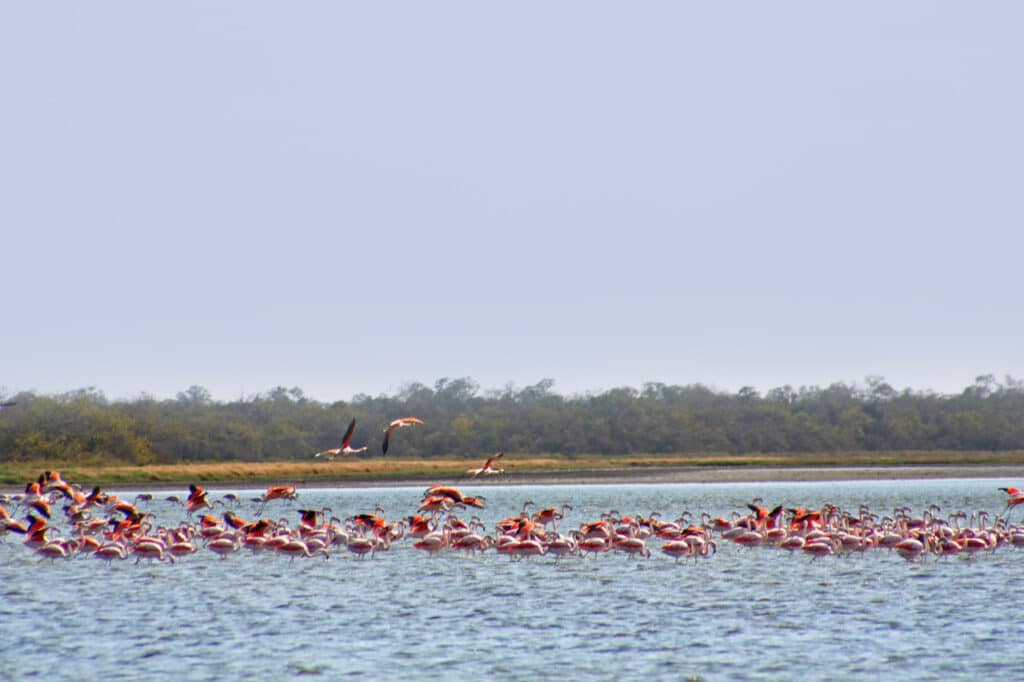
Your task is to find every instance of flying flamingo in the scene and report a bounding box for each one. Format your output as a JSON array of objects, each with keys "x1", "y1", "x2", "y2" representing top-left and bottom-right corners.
[
  {"x1": 185, "y1": 484, "x2": 218, "y2": 515},
  {"x1": 423, "y1": 485, "x2": 468, "y2": 505},
  {"x1": 999, "y1": 487, "x2": 1024, "y2": 522},
  {"x1": 382, "y1": 417, "x2": 425, "y2": 454},
  {"x1": 418, "y1": 495, "x2": 455, "y2": 514},
  {"x1": 467, "y1": 452, "x2": 505, "y2": 477},
  {"x1": 314, "y1": 418, "x2": 367, "y2": 459},
  {"x1": 256, "y1": 485, "x2": 298, "y2": 516}
]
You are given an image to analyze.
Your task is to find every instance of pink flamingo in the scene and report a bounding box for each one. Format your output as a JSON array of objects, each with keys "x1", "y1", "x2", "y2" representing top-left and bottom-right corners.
[
  {"x1": 314, "y1": 418, "x2": 367, "y2": 459},
  {"x1": 382, "y1": 417, "x2": 425, "y2": 454},
  {"x1": 467, "y1": 452, "x2": 505, "y2": 477}
]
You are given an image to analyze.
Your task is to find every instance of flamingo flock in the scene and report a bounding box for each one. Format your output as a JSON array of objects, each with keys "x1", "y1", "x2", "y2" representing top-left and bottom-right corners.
[{"x1": 3, "y1": 470, "x2": 1024, "y2": 566}]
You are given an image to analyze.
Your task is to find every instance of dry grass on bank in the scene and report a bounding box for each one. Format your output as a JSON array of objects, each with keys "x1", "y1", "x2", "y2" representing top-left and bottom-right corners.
[{"x1": 3, "y1": 450, "x2": 1024, "y2": 487}]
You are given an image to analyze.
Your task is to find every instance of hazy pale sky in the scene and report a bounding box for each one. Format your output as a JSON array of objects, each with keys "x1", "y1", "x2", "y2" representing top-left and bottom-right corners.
[{"x1": 2, "y1": 3, "x2": 1021, "y2": 403}]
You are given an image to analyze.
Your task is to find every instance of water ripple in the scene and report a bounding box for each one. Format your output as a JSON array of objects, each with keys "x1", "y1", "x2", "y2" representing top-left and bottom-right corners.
[{"x1": 3, "y1": 479, "x2": 1024, "y2": 680}]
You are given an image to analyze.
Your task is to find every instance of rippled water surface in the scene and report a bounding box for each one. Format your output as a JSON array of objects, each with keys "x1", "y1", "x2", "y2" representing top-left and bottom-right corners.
[{"x1": 2, "y1": 479, "x2": 1023, "y2": 681}]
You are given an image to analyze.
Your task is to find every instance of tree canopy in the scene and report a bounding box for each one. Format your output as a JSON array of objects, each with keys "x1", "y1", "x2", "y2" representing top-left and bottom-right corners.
[{"x1": 2, "y1": 375, "x2": 1023, "y2": 464}]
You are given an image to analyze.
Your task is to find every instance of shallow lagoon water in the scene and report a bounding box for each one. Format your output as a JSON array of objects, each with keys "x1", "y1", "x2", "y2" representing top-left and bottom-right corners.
[{"x1": 2, "y1": 478, "x2": 1022, "y2": 681}]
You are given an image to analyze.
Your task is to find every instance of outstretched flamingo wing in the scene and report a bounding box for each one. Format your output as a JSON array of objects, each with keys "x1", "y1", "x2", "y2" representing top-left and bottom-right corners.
[
  {"x1": 382, "y1": 417, "x2": 424, "y2": 454},
  {"x1": 340, "y1": 418, "x2": 357, "y2": 449},
  {"x1": 399, "y1": 417, "x2": 425, "y2": 427}
]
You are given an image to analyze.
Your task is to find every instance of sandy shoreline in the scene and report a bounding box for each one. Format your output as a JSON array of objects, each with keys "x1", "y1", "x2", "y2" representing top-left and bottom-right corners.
[
  {"x1": 331, "y1": 464, "x2": 1024, "y2": 489},
  {"x1": 9, "y1": 464, "x2": 1018, "y2": 493},
  {"x1": 4, "y1": 462, "x2": 1019, "y2": 493}
]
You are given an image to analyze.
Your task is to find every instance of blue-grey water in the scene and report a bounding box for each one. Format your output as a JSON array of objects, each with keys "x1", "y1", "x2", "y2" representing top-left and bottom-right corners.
[{"x1": 2, "y1": 478, "x2": 1022, "y2": 681}]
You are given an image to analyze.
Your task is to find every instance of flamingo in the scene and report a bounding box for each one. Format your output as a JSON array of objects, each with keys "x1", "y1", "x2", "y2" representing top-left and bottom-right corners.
[
  {"x1": 613, "y1": 535, "x2": 651, "y2": 558},
  {"x1": 747, "y1": 502, "x2": 784, "y2": 531},
  {"x1": 28, "y1": 498, "x2": 51, "y2": 519},
  {"x1": 894, "y1": 534, "x2": 934, "y2": 562},
  {"x1": 533, "y1": 503, "x2": 572, "y2": 532},
  {"x1": 506, "y1": 538, "x2": 546, "y2": 559},
  {"x1": 413, "y1": 530, "x2": 449, "y2": 555},
  {"x1": 296, "y1": 508, "x2": 333, "y2": 531},
  {"x1": 223, "y1": 510, "x2": 248, "y2": 531},
  {"x1": 167, "y1": 528, "x2": 199, "y2": 558},
  {"x1": 467, "y1": 452, "x2": 505, "y2": 477},
  {"x1": 277, "y1": 537, "x2": 329, "y2": 561},
  {"x1": 345, "y1": 536, "x2": 380, "y2": 558},
  {"x1": 256, "y1": 485, "x2": 298, "y2": 516},
  {"x1": 460, "y1": 496, "x2": 486, "y2": 509},
  {"x1": 418, "y1": 496, "x2": 454, "y2": 514},
  {"x1": 802, "y1": 537, "x2": 839, "y2": 560},
  {"x1": 40, "y1": 471, "x2": 76, "y2": 500},
  {"x1": 542, "y1": 533, "x2": 577, "y2": 558},
  {"x1": 94, "y1": 541, "x2": 128, "y2": 563},
  {"x1": 132, "y1": 539, "x2": 175, "y2": 564},
  {"x1": 314, "y1": 418, "x2": 367, "y2": 459},
  {"x1": 185, "y1": 484, "x2": 217, "y2": 515},
  {"x1": 999, "y1": 487, "x2": 1024, "y2": 522},
  {"x1": 197, "y1": 514, "x2": 226, "y2": 539},
  {"x1": 382, "y1": 417, "x2": 425, "y2": 454},
  {"x1": 207, "y1": 535, "x2": 242, "y2": 559},
  {"x1": 37, "y1": 539, "x2": 74, "y2": 560},
  {"x1": 660, "y1": 540, "x2": 693, "y2": 562},
  {"x1": 451, "y1": 533, "x2": 492, "y2": 554},
  {"x1": 732, "y1": 528, "x2": 766, "y2": 549},
  {"x1": 577, "y1": 535, "x2": 612, "y2": 556},
  {"x1": 75, "y1": 536, "x2": 101, "y2": 555},
  {"x1": 423, "y1": 485, "x2": 468, "y2": 505}
]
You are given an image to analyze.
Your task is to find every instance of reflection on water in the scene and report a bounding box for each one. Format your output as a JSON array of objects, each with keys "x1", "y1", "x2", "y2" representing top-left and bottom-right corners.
[{"x1": 2, "y1": 479, "x2": 1022, "y2": 681}]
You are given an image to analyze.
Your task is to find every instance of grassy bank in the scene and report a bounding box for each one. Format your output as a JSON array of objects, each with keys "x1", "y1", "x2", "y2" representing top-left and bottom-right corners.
[{"x1": 3, "y1": 450, "x2": 1024, "y2": 487}]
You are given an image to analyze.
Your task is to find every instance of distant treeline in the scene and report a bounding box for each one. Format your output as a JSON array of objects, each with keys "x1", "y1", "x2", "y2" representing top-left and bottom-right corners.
[{"x1": 1, "y1": 375, "x2": 1023, "y2": 464}]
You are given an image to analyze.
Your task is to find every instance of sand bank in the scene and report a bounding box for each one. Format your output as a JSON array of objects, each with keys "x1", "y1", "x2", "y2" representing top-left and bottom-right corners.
[{"x1": 231, "y1": 464, "x2": 1024, "y2": 490}]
